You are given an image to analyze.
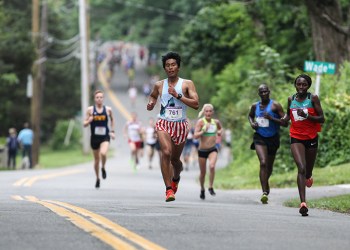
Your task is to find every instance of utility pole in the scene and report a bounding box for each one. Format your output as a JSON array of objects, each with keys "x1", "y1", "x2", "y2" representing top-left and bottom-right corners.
[
  {"x1": 31, "y1": 0, "x2": 46, "y2": 167},
  {"x1": 79, "y1": 0, "x2": 90, "y2": 154}
]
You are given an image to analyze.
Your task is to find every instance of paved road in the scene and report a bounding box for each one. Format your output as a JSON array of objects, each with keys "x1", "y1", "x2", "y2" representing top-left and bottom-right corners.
[{"x1": 1, "y1": 43, "x2": 350, "y2": 250}]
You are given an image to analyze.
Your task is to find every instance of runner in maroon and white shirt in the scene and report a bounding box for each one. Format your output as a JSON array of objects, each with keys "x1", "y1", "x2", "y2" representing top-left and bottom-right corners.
[{"x1": 123, "y1": 112, "x2": 144, "y2": 170}]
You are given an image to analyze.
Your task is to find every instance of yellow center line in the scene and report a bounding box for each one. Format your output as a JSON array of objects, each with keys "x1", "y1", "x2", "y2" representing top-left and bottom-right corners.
[
  {"x1": 21, "y1": 196, "x2": 137, "y2": 250},
  {"x1": 97, "y1": 61, "x2": 132, "y2": 121},
  {"x1": 14, "y1": 169, "x2": 86, "y2": 187},
  {"x1": 11, "y1": 195, "x2": 24, "y2": 201},
  {"x1": 13, "y1": 177, "x2": 31, "y2": 187},
  {"x1": 47, "y1": 200, "x2": 166, "y2": 250}
]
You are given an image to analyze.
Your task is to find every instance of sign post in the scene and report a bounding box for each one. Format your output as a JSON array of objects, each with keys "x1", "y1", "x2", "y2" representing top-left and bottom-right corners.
[{"x1": 304, "y1": 60, "x2": 336, "y2": 96}]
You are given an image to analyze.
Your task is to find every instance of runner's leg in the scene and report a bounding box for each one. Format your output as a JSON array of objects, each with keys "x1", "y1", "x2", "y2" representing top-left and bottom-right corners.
[{"x1": 291, "y1": 143, "x2": 307, "y2": 202}]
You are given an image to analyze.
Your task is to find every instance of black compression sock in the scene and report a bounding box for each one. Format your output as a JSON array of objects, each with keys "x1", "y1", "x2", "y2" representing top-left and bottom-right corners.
[
  {"x1": 166, "y1": 186, "x2": 172, "y2": 191},
  {"x1": 172, "y1": 176, "x2": 180, "y2": 183}
]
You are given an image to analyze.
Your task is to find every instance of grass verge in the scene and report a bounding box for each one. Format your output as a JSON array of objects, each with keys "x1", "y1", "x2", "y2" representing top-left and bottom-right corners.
[
  {"x1": 284, "y1": 194, "x2": 350, "y2": 215},
  {"x1": 216, "y1": 159, "x2": 350, "y2": 189},
  {"x1": 0, "y1": 147, "x2": 94, "y2": 170},
  {"x1": 38, "y1": 147, "x2": 94, "y2": 169},
  {"x1": 216, "y1": 158, "x2": 350, "y2": 215}
]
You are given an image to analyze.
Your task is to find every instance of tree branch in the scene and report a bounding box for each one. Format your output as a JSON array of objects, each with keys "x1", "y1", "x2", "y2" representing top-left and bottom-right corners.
[{"x1": 321, "y1": 13, "x2": 350, "y2": 36}]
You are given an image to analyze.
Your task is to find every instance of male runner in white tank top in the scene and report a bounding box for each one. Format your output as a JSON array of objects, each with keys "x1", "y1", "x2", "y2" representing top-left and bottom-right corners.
[{"x1": 147, "y1": 51, "x2": 199, "y2": 202}]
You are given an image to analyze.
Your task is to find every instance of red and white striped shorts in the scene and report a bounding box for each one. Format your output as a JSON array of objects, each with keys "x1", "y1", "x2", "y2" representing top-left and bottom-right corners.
[{"x1": 155, "y1": 119, "x2": 189, "y2": 145}]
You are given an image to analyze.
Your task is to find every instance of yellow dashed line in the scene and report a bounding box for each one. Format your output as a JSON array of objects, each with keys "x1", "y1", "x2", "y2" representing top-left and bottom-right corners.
[
  {"x1": 13, "y1": 169, "x2": 86, "y2": 187},
  {"x1": 13, "y1": 177, "x2": 31, "y2": 187},
  {"x1": 11, "y1": 195, "x2": 24, "y2": 201},
  {"x1": 19, "y1": 196, "x2": 137, "y2": 250},
  {"x1": 98, "y1": 62, "x2": 132, "y2": 121},
  {"x1": 48, "y1": 200, "x2": 166, "y2": 250}
]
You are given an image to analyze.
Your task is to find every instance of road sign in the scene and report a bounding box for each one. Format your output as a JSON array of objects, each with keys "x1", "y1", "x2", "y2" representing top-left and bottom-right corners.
[{"x1": 304, "y1": 60, "x2": 336, "y2": 74}]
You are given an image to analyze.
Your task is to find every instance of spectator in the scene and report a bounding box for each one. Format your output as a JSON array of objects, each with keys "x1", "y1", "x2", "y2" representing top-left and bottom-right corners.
[
  {"x1": 6, "y1": 128, "x2": 19, "y2": 169},
  {"x1": 18, "y1": 122, "x2": 34, "y2": 169}
]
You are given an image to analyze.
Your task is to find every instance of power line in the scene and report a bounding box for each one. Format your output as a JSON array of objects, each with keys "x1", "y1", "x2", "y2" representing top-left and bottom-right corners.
[
  {"x1": 46, "y1": 41, "x2": 80, "y2": 57},
  {"x1": 48, "y1": 34, "x2": 80, "y2": 46},
  {"x1": 47, "y1": 48, "x2": 79, "y2": 63}
]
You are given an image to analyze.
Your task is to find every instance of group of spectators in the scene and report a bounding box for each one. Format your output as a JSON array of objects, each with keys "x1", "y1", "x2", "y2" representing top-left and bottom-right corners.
[{"x1": 4, "y1": 122, "x2": 33, "y2": 169}]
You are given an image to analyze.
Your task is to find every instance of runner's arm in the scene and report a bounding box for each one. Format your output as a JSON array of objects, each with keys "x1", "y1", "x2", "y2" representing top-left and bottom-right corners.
[
  {"x1": 180, "y1": 80, "x2": 199, "y2": 110},
  {"x1": 216, "y1": 120, "x2": 223, "y2": 136},
  {"x1": 281, "y1": 97, "x2": 292, "y2": 122},
  {"x1": 193, "y1": 120, "x2": 205, "y2": 139},
  {"x1": 147, "y1": 82, "x2": 160, "y2": 111},
  {"x1": 107, "y1": 107, "x2": 115, "y2": 139},
  {"x1": 248, "y1": 104, "x2": 258, "y2": 130},
  {"x1": 266, "y1": 102, "x2": 288, "y2": 127},
  {"x1": 83, "y1": 107, "x2": 93, "y2": 127},
  {"x1": 309, "y1": 95, "x2": 325, "y2": 123}
]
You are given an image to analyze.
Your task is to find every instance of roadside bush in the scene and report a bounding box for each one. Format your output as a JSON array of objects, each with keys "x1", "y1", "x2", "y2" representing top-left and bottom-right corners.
[
  {"x1": 50, "y1": 120, "x2": 81, "y2": 150},
  {"x1": 317, "y1": 93, "x2": 350, "y2": 166}
]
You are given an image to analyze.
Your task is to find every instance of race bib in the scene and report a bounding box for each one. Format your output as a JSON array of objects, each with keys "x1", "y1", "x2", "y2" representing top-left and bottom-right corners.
[
  {"x1": 94, "y1": 126, "x2": 107, "y2": 135},
  {"x1": 256, "y1": 117, "x2": 269, "y2": 127},
  {"x1": 165, "y1": 107, "x2": 183, "y2": 120},
  {"x1": 207, "y1": 124, "x2": 216, "y2": 133},
  {"x1": 292, "y1": 108, "x2": 308, "y2": 121}
]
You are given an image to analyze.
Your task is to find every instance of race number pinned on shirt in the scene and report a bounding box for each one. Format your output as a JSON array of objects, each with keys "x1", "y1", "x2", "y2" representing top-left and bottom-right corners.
[
  {"x1": 95, "y1": 126, "x2": 107, "y2": 135},
  {"x1": 256, "y1": 117, "x2": 269, "y2": 127},
  {"x1": 292, "y1": 108, "x2": 308, "y2": 121},
  {"x1": 207, "y1": 124, "x2": 216, "y2": 133},
  {"x1": 165, "y1": 107, "x2": 183, "y2": 121}
]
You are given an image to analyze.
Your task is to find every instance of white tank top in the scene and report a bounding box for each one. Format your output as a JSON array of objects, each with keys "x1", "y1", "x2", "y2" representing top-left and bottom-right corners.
[
  {"x1": 145, "y1": 126, "x2": 157, "y2": 144},
  {"x1": 158, "y1": 78, "x2": 187, "y2": 121},
  {"x1": 127, "y1": 121, "x2": 142, "y2": 142}
]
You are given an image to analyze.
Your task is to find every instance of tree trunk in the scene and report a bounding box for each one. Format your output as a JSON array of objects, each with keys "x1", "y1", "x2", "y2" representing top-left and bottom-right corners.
[{"x1": 304, "y1": 0, "x2": 350, "y2": 67}]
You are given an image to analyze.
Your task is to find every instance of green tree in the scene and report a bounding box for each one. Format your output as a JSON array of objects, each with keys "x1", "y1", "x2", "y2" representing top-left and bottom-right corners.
[
  {"x1": 0, "y1": 1, "x2": 35, "y2": 134},
  {"x1": 89, "y1": 0, "x2": 203, "y2": 53},
  {"x1": 0, "y1": 1, "x2": 81, "y2": 144},
  {"x1": 170, "y1": 3, "x2": 257, "y2": 73},
  {"x1": 304, "y1": 0, "x2": 350, "y2": 67},
  {"x1": 246, "y1": 0, "x2": 312, "y2": 68}
]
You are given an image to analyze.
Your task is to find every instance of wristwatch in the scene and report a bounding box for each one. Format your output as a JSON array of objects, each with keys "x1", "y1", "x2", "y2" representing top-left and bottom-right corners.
[{"x1": 177, "y1": 93, "x2": 182, "y2": 99}]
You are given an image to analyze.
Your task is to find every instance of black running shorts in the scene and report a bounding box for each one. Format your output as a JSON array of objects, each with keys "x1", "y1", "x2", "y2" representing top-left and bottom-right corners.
[
  {"x1": 250, "y1": 133, "x2": 280, "y2": 155},
  {"x1": 90, "y1": 136, "x2": 110, "y2": 150}
]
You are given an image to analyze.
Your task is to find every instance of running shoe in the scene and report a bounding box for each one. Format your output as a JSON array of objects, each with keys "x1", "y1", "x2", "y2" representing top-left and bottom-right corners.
[
  {"x1": 95, "y1": 179, "x2": 100, "y2": 189},
  {"x1": 299, "y1": 202, "x2": 308, "y2": 216},
  {"x1": 200, "y1": 189, "x2": 205, "y2": 200},
  {"x1": 260, "y1": 193, "x2": 268, "y2": 204},
  {"x1": 305, "y1": 177, "x2": 313, "y2": 188},
  {"x1": 208, "y1": 187, "x2": 216, "y2": 196},
  {"x1": 102, "y1": 168, "x2": 107, "y2": 179},
  {"x1": 171, "y1": 178, "x2": 180, "y2": 194},
  {"x1": 165, "y1": 189, "x2": 175, "y2": 202}
]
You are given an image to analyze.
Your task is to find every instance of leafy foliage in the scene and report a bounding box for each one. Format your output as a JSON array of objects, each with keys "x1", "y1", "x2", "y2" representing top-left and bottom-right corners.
[
  {"x1": 89, "y1": 0, "x2": 203, "y2": 54},
  {"x1": 245, "y1": 0, "x2": 312, "y2": 68},
  {"x1": 0, "y1": 1, "x2": 35, "y2": 133},
  {"x1": 50, "y1": 119, "x2": 81, "y2": 150},
  {"x1": 316, "y1": 63, "x2": 350, "y2": 166},
  {"x1": 0, "y1": 1, "x2": 81, "y2": 143},
  {"x1": 170, "y1": 3, "x2": 257, "y2": 73}
]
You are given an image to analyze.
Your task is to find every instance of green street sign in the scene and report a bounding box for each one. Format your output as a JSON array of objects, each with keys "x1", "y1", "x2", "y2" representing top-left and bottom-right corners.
[{"x1": 304, "y1": 60, "x2": 336, "y2": 74}]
